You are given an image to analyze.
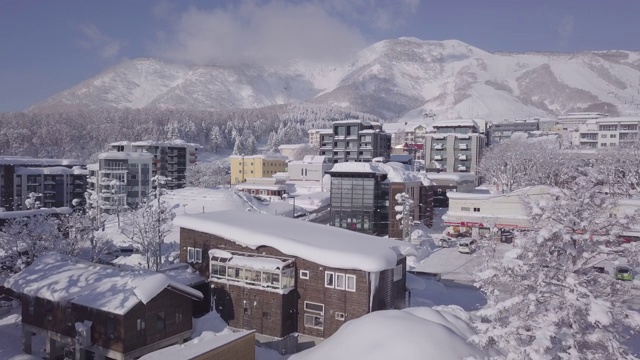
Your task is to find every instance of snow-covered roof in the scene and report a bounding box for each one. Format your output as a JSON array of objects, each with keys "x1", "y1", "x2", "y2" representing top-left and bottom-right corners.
[
  {"x1": 447, "y1": 185, "x2": 551, "y2": 200},
  {"x1": 558, "y1": 112, "x2": 608, "y2": 120},
  {"x1": 229, "y1": 153, "x2": 287, "y2": 161},
  {"x1": 289, "y1": 155, "x2": 328, "y2": 164},
  {"x1": 432, "y1": 119, "x2": 479, "y2": 128},
  {"x1": 174, "y1": 210, "x2": 416, "y2": 272},
  {"x1": 159, "y1": 263, "x2": 206, "y2": 286},
  {"x1": 139, "y1": 331, "x2": 254, "y2": 360},
  {"x1": 308, "y1": 129, "x2": 331, "y2": 134},
  {"x1": 278, "y1": 144, "x2": 306, "y2": 149},
  {"x1": 110, "y1": 139, "x2": 202, "y2": 148},
  {"x1": 289, "y1": 307, "x2": 487, "y2": 360},
  {"x1": 0, "y1": 156, "x2": 83, "y2": 166},
  {"x1": 329, "y1": 162, "x2": 424, "y2": 184},
  {"x1": 425, "y1": 173, "x2": 477, "y2": 182},
  {"x1": 97, "y1": 151, "x2": 154, "y2": 160},
  {"x1": 4, "y1": 252, "x2": 203, "y2": 315},
  {"x1": 332, "y1": 120, "x2": 381, "y2": 127},
  {"x1": 210, "y1": 250, "x2": 292, "y2": 271},
  {"x1": 383, "y1": 122, "x2": 429, "y2": 133},
  {"x1": 0, "y1": 207, "x2": 73, "y2": 219},
  {"x1": 235, "y1": 184, "x2": 287, "y2": 191},
  {"x1": 15, "y1": 166, "x2": 76, "y2": 175},
  {"x1": 584, "y1": 116, "x2": 640, "y2": 125}
]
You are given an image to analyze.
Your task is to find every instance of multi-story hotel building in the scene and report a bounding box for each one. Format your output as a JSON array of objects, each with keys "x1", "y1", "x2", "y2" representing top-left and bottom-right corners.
[
  {"x1": 0, "y1": 156, "x2": 85, "y2": 211},
  {"x1": 87, "y1": 152, "x2": 153, "y2": 214},
  {"x1": 110, "y1": 140, "x2": 200, "y2": 190},
  {"x1": 557, "y1": 112, "x2": 608, "y2": 130},
  {"x1": 318, "y1": 120, "x2": 392, "y2": 163},
  {"x1": 229, "y1": 154, "x2": 288, "y2": 185},
  {"x1": 424, "y1": 119, "x2": 487, "y2": 175},
  {"x1": 572, "y1": 117, "x2": 640, "y2": 148}
]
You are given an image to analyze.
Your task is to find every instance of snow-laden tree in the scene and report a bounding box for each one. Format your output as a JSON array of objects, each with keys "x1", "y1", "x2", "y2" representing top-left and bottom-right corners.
[
  {"x1": 120, "y1": 195, "x2": 176, "y2": 271},
  {"x1": 291, "y1": 144, "x2": 320, "y2": 161},
  {"x1": 394, "y1": 192, "x2": 415, "y2": 242},
  {"x1": 478, "y1": 138, "x2": 582, "y2": 192},
  {"x1": 60, "y1": 211, "x2": 115, "y2": 263},
  {"x1": 471, "y1": 175, "x2": 640, "y2": 359},
  {"x1": 0, "y1": 214, "x2": 67, "y2": 273},
  {"x1": 186, "y1": 162, "x2": 229, "y2": 188},
  {"x1": 24, "y1": 192, "x2": 42, "y2": 210},
  {"x1": 594, "y1": 140, "x2": 640, "y2": 197}
]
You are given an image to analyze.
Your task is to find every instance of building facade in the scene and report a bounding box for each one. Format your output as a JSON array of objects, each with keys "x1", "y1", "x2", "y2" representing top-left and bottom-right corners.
[
  {"x1": 0, "y1": 156, "x2": 85, "y2": 211},
  {"x1": 488, "y1": 120, "x2": 540, "y2": 145},
  {"x1": 287, "y1": 155, "x2": 333, "y2": 182},
  {"x1": 572, "y1": 117, "x2": 640, "y2": 148},
  {"x1": 328, "y1": 162, "x2": 433, "y2": 237},
  {"x1": 175, "y1": 210, "x2": 411, "y2": 340},
  {"x1": 557, "y1": 112, "x2": 609, "y2": 130},
  {"x1": 308, "y1": 129, "x2": 329, "y2": 148},
  {"x1": 424, "y1": 120, "x2": 486, "y2": 175},
  {"x1": 5, "y1": 252, "x2": 203, "y2": 360},
  {"x1": 87, "y1": 152, "x2": 153, "y2": 214},
  {"x1": 234, "y1": 177, "x2": 291, "y2": 200},
  {"x1": 229, "y1": 154, "x2": 288, "y2": 185},
  {"x1": 318, "y1": 120, "x2": 392, "y2": 164},
  {"x1": 110, "y1": 140, "x2": 200, "y2": 190}
]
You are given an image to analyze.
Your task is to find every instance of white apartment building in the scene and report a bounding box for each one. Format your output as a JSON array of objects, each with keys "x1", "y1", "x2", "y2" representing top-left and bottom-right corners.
[
  {"x1": 287, "y1": 155, "x2": 333, "y2": 182},
  {"x1": 308, "y1": 129, "x2": 328, "y2": 147},
  {"x1": 424, "y1": 119, "x2": 487, "y2": 175},
  {"x1": 572, "y1": 117, "x2": 640, "y2": 148},
  {"x1": 557, "y1": 112, "x2": 608, "y2": 130},
  {"x1": 87, "y1": 151, "x2": 153, "y2": 214},
  {"x1": 110, "y1": 139, "x2": 200, "y2": 190}
]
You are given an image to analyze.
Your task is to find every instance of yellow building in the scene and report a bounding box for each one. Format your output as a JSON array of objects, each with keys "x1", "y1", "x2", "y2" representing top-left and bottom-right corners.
[{"x1": 230, "y1": 154, "x2": 288, "y2": 184}]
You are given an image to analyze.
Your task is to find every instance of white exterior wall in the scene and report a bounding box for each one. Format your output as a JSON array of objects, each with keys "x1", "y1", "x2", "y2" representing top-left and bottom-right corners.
[
  {"x1": 573, "y1": 117, "x2": 640, "y2": 148},
  {"x1": 287, "y1": 162, "x2": 332, "y2": 181}
]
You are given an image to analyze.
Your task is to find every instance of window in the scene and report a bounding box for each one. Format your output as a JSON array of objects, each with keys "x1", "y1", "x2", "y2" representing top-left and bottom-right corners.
[
  {"x1": 393, "y1": 265, "x2": 403, "y2": 282},
  {"x1": 335, "y1": 273, "x2": 345, "y2": 290},
  {"x1": 346, "y1": 275, "x2": 356, "y2": 292},
  {"x1": 304, "y1": 301, "x2": 324, "y2": 314},
  {"x1": 262, "y1": 311, "x2": 271, "y2": 319},
  {"x1": 325, "y1": 271, "x2": 335, "y2": 288},
  {"x1": 600, "y1": 134, "x2": 608, "y2": 138},
  {"x1": 136, "y1": 318, "x2": 145, "y2": 336},
  {"x1": 176, "y1": 307, "x2": 183, "y2": 324},
  {"x1": 610, "y1": 134, "x2": 617, "y2": 138},
  {"x1": 65, "y1": 307, "x2": 74, "y2": 326},
  {"x1": 187, "y1": 247, "x2": 202, "y2": 263},
  {"x1": 304, "y1": 301, "x2": 325, "y2": 330},
  {"x1": 473, "y1": 207, "x2": 480, "y2": 212},
  {"x1": 601, "y1": 143, "x2": 607, "y2": 147},
  {"x1": 335, "y1": 312, "x2": 346, "y2": 321},
  {"x1": 300, "y1": 270, "x2": 309, "y2": 279},
  {"x1": 156, "y1": 311, "x2": 165, "y2": 330},
  {"x1": 107, "y1": 316, "x2": 115, "y2": 339},
  {"x1": 45, "y1": 301, "x2": 53, "y2": 321},
  {"x1": 28, "y1": 297, "x2": 35, "y2": 316},
  {"x1": 304, "y1": 314, "x2": 324, "y2": 329},
  {"x1": 461, "y1": 207, "x2": 470, "y2": 212}
]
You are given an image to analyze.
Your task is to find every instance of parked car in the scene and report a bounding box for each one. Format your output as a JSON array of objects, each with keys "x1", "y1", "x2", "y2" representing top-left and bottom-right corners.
[
  {"x1": 437, "y1": 237, "x2": 452, "y2": 248},
  {"x1": 615, "y1": 266, "x2": 634, "y2": 281},
  {"x1": 458, "y1": 239, "x2": 477, "y2": 254}
]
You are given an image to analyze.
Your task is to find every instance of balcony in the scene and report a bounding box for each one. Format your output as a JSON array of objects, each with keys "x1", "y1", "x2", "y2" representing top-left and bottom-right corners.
[
  {"x1": 432, "y1": 134, "x2": 446, "y2": 140},
  {"x1": 458, "y1": 144, "x2": 469, "y2": 150},
  {"x1": 457, "y1": 165, "x2": 468, "y2": 172},
  {"x1": 433, "y1": 144, "x2": 444, "y2": 150},
  {"x1": 458, "y1": 154, "x2": 468, "y2": 161},
  {"x1": 433, "y1": 155, "x2": 443, "y2": 161},
  {"x1": 457, "y1": 134, "x2": 470, "y2": 140},
  {"x1": 209, "y1": 250, "x2": 295, "y2": 291}
]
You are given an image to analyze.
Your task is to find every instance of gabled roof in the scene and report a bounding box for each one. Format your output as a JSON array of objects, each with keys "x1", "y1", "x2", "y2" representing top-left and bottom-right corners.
[
  {"x1": 4, "y1": 252, "x2": 203, "y2": 315},
  {"x1": 174, "y1": 210, "x2": 416, "y2": 272}
]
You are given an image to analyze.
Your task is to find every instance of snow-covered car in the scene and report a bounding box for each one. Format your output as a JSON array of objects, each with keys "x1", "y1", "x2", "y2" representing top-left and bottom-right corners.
[
  {"x1": 457, "y1": 240, "x2": 477, "y2": 254},
  {"x1": 437, "y1": 237, "x2": 452, "y2": 248},
  {"x1": 615, "y1": 266, "x2": 634, "y2": 281}
]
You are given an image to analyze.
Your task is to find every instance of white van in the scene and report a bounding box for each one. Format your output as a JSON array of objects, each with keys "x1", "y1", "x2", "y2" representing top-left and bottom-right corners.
[{"x1": 458, "y1": 240, "x2": 477, "y2": 254}]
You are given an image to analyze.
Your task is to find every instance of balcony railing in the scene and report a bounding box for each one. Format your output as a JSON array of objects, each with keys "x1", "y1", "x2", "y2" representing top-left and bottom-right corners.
[
  {"x1": 457, "y1": 166, "x2": 468, "y2": 172},
  {"x1": 458, "y1": 154, "x2": 468, "y2": 161},
  {"x1": 433, "y1": 155, "x2": 443, "y2": 161},
  {"x1": 433, "y1": 144, "x2": 444, "y2": 150},
  {"x1": 459, "y1": 144, "x2": 469, "y2": 150},
  {"x1": 209, "y1": 250, "x2": 295, "y2": 291}
]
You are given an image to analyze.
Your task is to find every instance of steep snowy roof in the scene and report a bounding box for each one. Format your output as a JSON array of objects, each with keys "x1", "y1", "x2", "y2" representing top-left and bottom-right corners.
[
  {"x1": 174, "y1": 210, "x2": 416, "y2": 272},
  {"x1": 0, "y1": 207, "x2": 73, "y2": 219},
  {"x1": 4, "y1": 252, "x2": 203, "y2": 315},
  {"x1": 289, "y1": 306, "x2": 487, "y2": 360},
  {"x1": 97, "y1": 151, "x2": 154, "y2": 160},
  {"x1": 139, "y1": 331, "x2": 254, "y2": 360},
  {"x1": 0, "y1": 156, "x2": 83, "y2": 166}
]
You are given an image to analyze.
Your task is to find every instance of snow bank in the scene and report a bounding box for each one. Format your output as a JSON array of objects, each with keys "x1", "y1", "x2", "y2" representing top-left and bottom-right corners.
[
  {"x1": 139, "y1": 331, "x2": 253, "y2": 360},
  {"x1": 290, "y1": 306, "x2": 487, "y2": 360},
  {"x1": 174, "y1": 210, "x2": 416, "y2": 272}
]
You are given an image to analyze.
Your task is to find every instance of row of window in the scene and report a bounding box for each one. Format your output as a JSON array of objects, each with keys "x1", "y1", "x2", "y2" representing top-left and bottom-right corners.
[
  {"x1": 600, "y1": 134, "x2": 617, "y2": 138},
  {"x1": 324, "y1": 272, "x2": 356, "y2": 291},
  {"x1": 461, "y1": 206, "x2": 481, "y2": 212}
]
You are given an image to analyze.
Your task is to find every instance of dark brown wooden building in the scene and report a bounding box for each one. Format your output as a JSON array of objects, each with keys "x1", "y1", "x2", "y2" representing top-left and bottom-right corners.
[
  {"x1": 174, "y1": 210, "x2": 415, "y2": 339},
  {"x1": 4, "y1": 252, "x2": 203, "y2": 360}
]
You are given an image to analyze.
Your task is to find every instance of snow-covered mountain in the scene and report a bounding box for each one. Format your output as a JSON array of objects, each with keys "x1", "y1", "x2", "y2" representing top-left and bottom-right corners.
[{"x1": 31, "y1": 39, "x2": 640, "y2": 120}]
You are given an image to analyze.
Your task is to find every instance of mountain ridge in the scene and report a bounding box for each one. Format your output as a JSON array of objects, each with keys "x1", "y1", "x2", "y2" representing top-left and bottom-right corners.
[{"x1": 30, "y1": 38, "x2": 640, "y2": 120}]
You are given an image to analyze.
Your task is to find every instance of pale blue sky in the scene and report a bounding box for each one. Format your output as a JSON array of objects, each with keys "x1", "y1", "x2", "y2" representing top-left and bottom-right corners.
[{"x1": 1, "y1": 0, "x2": 639, "y2": 112}]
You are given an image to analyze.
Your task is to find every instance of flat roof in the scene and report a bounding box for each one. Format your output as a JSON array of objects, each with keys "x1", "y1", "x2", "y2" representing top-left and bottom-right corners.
[
  {"x1": 110, "y1": 139, "x2": 202, "y2": 148},
  {"x1": 98, "y1": 151, "x2": 154, "y2": 160},
  {"x1": 0, "y1": 156, "x2": 83, "y2": 166},
  {"x1": 174, "y1": 210, "x2": 415, "y2": 272}
]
